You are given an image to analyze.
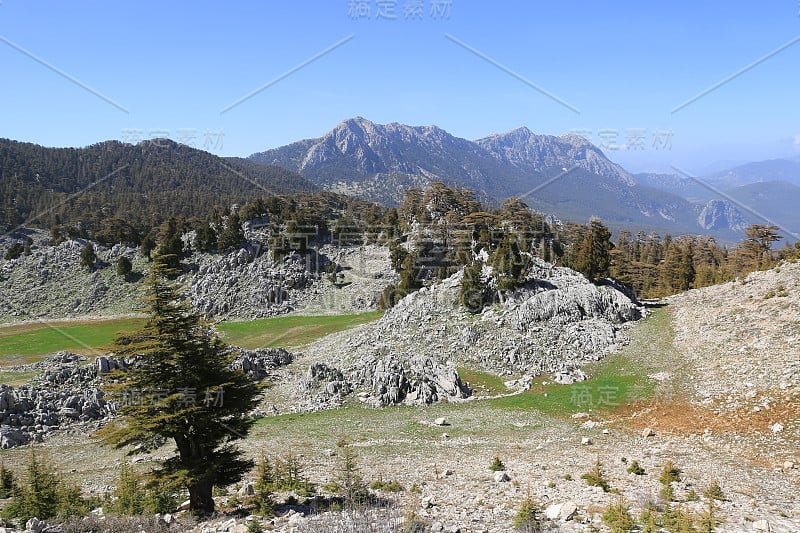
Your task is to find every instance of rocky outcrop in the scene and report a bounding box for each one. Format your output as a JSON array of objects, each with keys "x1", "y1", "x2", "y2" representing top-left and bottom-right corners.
[
  {"x1": 230, "y1": 347, "x2": 295, "y2": 380},
  {"x1": 352, "y1": 353, "x2": 470, "y2": 406},
  {"x1": 190, "y1": 248, "x2": 318, "y2": 319},
  {"x1": 0, "y1": 352, "x2": 113, "y2": 448},
  {"x1": 0, "y1": 237, "x2": 144, "y2": 321},
  {"x1": 697, "y1": 199, "x2": 747, "y2": 231},
  {"x1": 298, "y1": 259, "x2": 644, "y2": 408}
]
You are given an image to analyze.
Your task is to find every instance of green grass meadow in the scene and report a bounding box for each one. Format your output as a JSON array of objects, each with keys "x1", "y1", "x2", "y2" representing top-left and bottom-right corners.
[
  {"x1": 216, "y1": 311, "x2": 383, "y2": 349},
  {"x1": 0, "y1": 311, "x2": 384, "y2": 365}
]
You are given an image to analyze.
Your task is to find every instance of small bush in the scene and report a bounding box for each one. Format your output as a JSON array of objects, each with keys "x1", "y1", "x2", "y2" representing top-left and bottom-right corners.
[
  {"x1": 370, "y1": 479, "x2": 405, "y2": 493},
  {"x1": 659, "y1": 483, "x2": 675, "y2": 503},
  {"x1": 253, "y1": 455, "x2": 277, "y2": 517},
  {"x1": 640, "y1": 508, "x2": 660, "y2": 533},
  {"x1": 247, "y1": 519, "x2": 264, "y2": 533},
  {"x1": 687, "y1": 489, "x2": 700, "y2": 502},
  {"x1": 116, "y1": 256, "x2": 133, "y2": 278},
  {"x1": 601, "y1": 499, "x2": 634, "y2": 533},
  {"x1": 0, "y1": 460, "x2": 16, "y2": 498},
  {"x1": 563, "y1": 474, "x2": 572, "y2": 481},
  {"x1": 1, "y1": 450, "x2": 91, "y2": 522},
  {"x1": 659, "y1": 461, "x2": 682, "y2": 485},
  {"x1": 626, "y1": 460, "x2": 645, "y2": 475},
  {"x1": 328, "y1": 439, "x2": 368, "y2": 503},
  {"x1": 489, "y1": 455, "x2": 506, "y2": 472},
  {"x1": 514, "y1": 496, "x2": 549, "y2": 532},
  {"x1": 703, "y1": 479, "x2": 725, "y2": 501},
  {"x1": 581, "y1": 457, "x2": 611, "y2": 492},
  {"x1": 697, "y1": 499, "x2": 719, "y2": 533}
]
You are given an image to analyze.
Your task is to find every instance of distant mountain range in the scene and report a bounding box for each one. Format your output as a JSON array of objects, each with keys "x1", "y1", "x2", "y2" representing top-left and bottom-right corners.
[
  {"x1": 633, "y1": 159, "x2": 800, "y2": 240},
  {"x1": 249, "y1": 117, "x2": 800, "y2": 241},
  {"x1": 249, "y1": 117, "x2": 708, "y2": 236},
  {"x1": 2, "y1": 118, "x2": 798, "y2": 243}
]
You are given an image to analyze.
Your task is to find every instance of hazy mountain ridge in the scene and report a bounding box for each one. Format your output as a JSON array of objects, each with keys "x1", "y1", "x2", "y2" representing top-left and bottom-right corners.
[
  {"x1": 634, "y1": 162, "x2": 800, "y2": 241},
  {"x1": 248, "y1": 117, "x2": 709, "y2": 235}
]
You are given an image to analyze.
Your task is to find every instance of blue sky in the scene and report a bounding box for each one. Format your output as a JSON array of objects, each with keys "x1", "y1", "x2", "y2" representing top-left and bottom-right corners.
[{"x1": 1, "y1": 1, "x2": 799, "y2": 173}]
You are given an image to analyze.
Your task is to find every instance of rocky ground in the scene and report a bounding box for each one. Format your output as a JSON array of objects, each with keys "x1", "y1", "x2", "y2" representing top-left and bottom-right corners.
[
  {"x1": 264, "y1": 259, "x2": 644, "y2": 412},
  {"x1": 0, "y1": 233, "x2": 393, "y2": 324},
  {"x1": 1, "y1": 238, "x2": 799, "y2": 531}
]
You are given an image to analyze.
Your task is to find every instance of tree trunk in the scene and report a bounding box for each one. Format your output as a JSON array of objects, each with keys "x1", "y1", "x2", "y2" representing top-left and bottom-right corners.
[
  {"x1": 188, "y1": 477, "x2": 215, "y2": 514},
  {"x1": 175, "y1": 434, "x2": 215, "y2": 514}
]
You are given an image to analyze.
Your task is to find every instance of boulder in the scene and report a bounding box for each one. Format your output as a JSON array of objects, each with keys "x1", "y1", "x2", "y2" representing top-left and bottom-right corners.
[
  {"x1": 545, "y1": 501, "x2": 578, "y2": 521},
  {"x1": 493, "y1": 471, "x2": 510, "y2": 483},
  {"x1": 753, "y1": 519, "x2": 772, "y2": 531}
]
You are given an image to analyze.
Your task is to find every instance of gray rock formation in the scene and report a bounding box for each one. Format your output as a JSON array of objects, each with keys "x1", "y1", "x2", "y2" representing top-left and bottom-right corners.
[
  {"x1": 230, "y1": 347, "x2": 294, "y2": 380},
  {"x1": 0, "y1": 352, "x2": 113, "y2": 448},
  {"x1": 299, "y1": 259, "x2": 644, "y2": 408},
  {"x1": 190, "y1": 248, "x2": 318, "y2": 319}
]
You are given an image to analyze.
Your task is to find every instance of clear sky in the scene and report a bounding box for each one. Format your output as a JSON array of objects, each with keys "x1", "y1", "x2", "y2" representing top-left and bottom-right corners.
[{"x1": 1, "y1": 1, "x2": 799, "y2": 173}]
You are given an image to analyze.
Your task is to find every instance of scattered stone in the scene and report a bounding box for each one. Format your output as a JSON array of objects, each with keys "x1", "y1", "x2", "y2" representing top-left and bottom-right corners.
[
  {"x1": 545, "y1": 501, "x2": 578, "y2": 521},
  {"x1": 434, "y1": 417, "x2": 449, "y2": 426},
  {"x1": 581, "y1": 437, "x2": 592, "y2": 445},
  {"x1": 493, "y1": 471, "x2": 510, "y2": 483},
  {"x1": 753, "y1": 519, "x2": 772, "y2": 531},
  {"x1": 642, "y1": 427, "x2": 655, "y2": 437},
  {"x1": 771, "y1": 423, "x2": 784, "y2": 433}
]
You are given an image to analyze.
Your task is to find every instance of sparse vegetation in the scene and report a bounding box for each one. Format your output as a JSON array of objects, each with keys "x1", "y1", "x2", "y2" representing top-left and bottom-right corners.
[
  {"x1": 601, "y1": 498, "x2": 635, "y2": 532},
  {"x1": 489, "y1": 455, "x2": 506, "y2": 472},
  {"x1": 626, "y1": 460, "x2": 645, "y2": 475},
  {"x1": 581, "y1": 457, "x2": 611, "y2": 492},
  {"x1": 659, "y1": 461, "x2": 682, "y2": 485},
  {"x1": 513, "y1": 495, "x2": 547, "y2": 532},
  {"x1": 370, "y1": 479, "x2": 405, "y2": 493},
  {"x1": 325, "y1": 439, "x2": 368, "y2": 503},
  {"x1": 1, "y1": 450, "x2": 93, "y2": 523},
  {"x1": 0, "y1": 460, "x2": 16, "y2": 498},
  {"x1": 703, "y1": 479, "x2": 725, "y2": 501}
]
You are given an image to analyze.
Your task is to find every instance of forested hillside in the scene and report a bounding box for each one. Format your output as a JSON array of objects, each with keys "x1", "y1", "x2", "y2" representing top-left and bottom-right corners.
[{"x1": 0, "y1": 138, "x2": 315, "y2": 237}]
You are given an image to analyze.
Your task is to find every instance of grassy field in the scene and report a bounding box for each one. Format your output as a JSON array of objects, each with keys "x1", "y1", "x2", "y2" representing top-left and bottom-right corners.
[
  {"x1": 0, "y1": 318, "x2": 145, "y2": 365},
  {"x1": 0, "y1": 311, "x2": 384, "y2": 365},
  {"x1": 217, "y1": 311, "x2": 383, "y2": 349},
  {"x1": 488, "y1": 307, "x2": 672, "y2": 416},
  {"x1": 0, "y1": 369, "x2": 41, "y2": 387}
]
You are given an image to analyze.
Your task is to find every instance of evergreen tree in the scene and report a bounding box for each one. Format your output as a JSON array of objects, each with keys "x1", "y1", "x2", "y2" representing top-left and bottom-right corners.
[
  {"x1": 156, "y1": 218, "x2": 183, "y2": 270},
  {"x1": 116, "y1": 256, "x2": 133, "y2": 279},
  {"x1": 140, "y1": 234, "x2": 156, "y2": 261},
  {"x1": 3, "y1": 242, "x2": 24, "y2": 260},
  {"x1": 253, "y1": 455, "x2": 276, "y2": 516},
  {"x1": 97, "y1": 255, "x2": 262, "y2": 514},
  {"x1": 80, "y1": 242, "x2": 97, "y2": 270},
  {"x1": 574, "y1": 219, "x2": 612, "y2": 281},
  {"x1": 396, "y1": 252, "x2": 423, "y2": 299},
  {"x1": 194, "y1": 219, "x2": 218, "y2": 253},
  {"x1": 1, "y1": 450, "x2": 86, "y2": 522},
  {"x1": 490, "y1": 233, "x2": 528, "y2": 292},
  {"x1": 0, "y1": 460, "x2": 16, "y2": 498},
  {"x1": 460, "y1": 260, "x2": 490, "y2": 313},
  {"x1": 739, "y1": 224, "x2": 781, "y2": 272},
  {"x1": 218, "y1": 212, "x2": 245, "y2": 251}
]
